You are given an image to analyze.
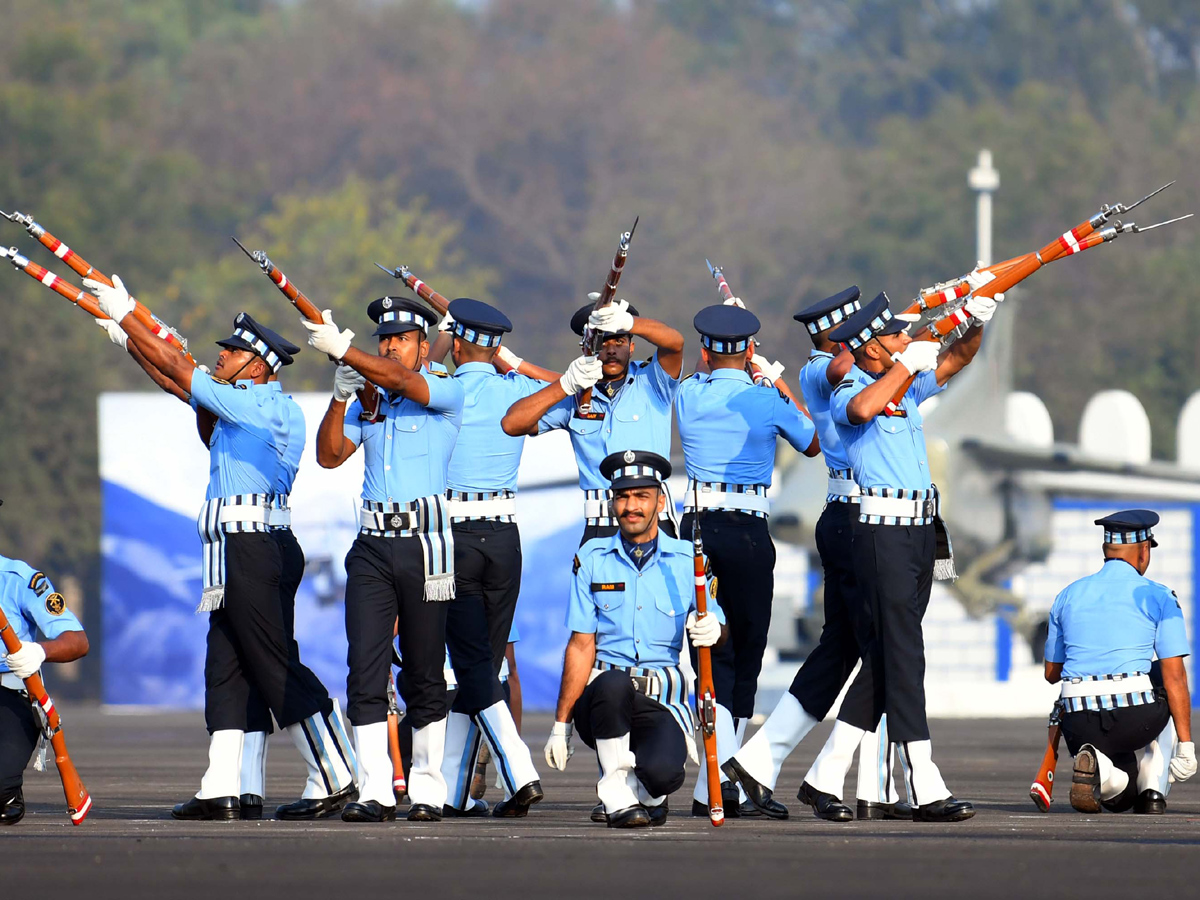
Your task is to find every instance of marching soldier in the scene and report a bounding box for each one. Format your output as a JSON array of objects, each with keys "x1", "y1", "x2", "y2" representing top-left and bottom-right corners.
[
  {"x1": 429, "y1": 298, "x2": 549, "y2": 818},
  {"x1": 1045, "y1": 510, "x2": 1195, "y2": 813},
  {"x1": 674, "y1": 304, "x2": 820, "y2": 816},
  {"x1": 543, "y1": 451, "x2": 726, "y2": 828},
  {"x1": 726, "y1": 287, "x2": 910, "y2": 821},
  {"x1": 795, "y1": 289, "x2": 997, "y2": 822},
  {"x1": 501, "y1": 296, "x2": 685, "y2": 542},
  {"x1": 89, "y1": 277, "x2": 358, "y2": 822},
  {"x1": 1, "y1": 525, "x2": 90, "y2": 826},
  {"x1": 307, "y1": 296, "x2": 463, "y2": 822}
]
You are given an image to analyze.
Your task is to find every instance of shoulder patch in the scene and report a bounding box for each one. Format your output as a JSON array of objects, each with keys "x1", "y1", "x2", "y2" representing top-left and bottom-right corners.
[
  {"x1": 28, "y1": 571, "x2": 50, "y2": 597},
  {"x1": 572, "y1": 554, "x2": 581, "y2": 575},
  {"x1": 45, "y1": 592, "x2": 66, "y2": 616},
  {"x1": 210, "y1": 376, "x2": 231, "y2": 385},
  {"x1": 776, "y1": 386, "x2": 792, "y2": 405}
]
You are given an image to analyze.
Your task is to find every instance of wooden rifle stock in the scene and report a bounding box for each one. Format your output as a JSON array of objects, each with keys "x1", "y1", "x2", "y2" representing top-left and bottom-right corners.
[
  {"x1": 376, "y1": 264, "x2": 451, "y2": 318},
  {"x1": 1030, "y1": 703, "x2": 1062, "y2": 812},
  {"x1": 577, "y1": 217, "x2": 638, "y2": 418},
  {"x1": 691, "y1": 503, "x2": 723, "y2": 827},
  {"x1": 0, "y1": 607, "x2": 91, "y2": 825}
]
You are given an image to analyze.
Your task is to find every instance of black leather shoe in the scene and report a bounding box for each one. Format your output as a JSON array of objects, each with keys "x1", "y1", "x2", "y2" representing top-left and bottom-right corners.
[
  {"x1": 407, "y1": 803, "x2": 443, "y2": 822},
  {"x1": 1070, "y1": 744, "x2": 1102, "y2": 814},
  {"x1": 172, "y1": 795, "x2": 239, "y2": 821},
  {"x1": 342, "y1": 800, "x2": 397, "y2": 822},
  {"x1": 1135, "y1": 789, "x2": 1166, "y2": 815},
  {"x1": 647, "y1": 800, "x2": 668, "y2": 827},
  {"x1": 492, "y1": 780, "x2": 544, "y2": 818},
  {"x1": 722, "y1": 758, "x2": 789, "y2": 819},
  {"x1": 275, "y1": 783, "x2": 358, "y2": 820},
  {"x1": 0, "y1": 790, "x2": 25, "y2": 826},
  {"x1": 239, "y1": 794, "x2": 263, "y2": 821},
  {"x1": 606, "y1": 805, "x2": 651, "y2": 828},
  {"x1": 443, "y1": 799, "x2": 490, "y2": 818},
  {"x1": 797, "y1": 781, "x2": 853, "y2": 822},
  {"x1": 857, "y1": 799, "x2": 914, "y2": 820},
  {"x1": 913, "y1": 796, "x2": 975, "y2": 822},
  {"x1": 591, "y1": 802, "x2": 607, "y2": 823}
]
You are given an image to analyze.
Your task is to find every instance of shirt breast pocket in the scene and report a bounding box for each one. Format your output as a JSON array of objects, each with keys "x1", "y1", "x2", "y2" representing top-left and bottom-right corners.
[
  {"x1": 569, "y1": 415, "x2": 604, "y2": 437},
  {"x1": 611, "y1": 392, "x2": 650, "y2": 426},
  {"x1": 654, "y1": 591, "x2": 686, "y2": 644},
  {"x1": 871, "y1": 416, "x2": 912, "y2": 453},
  {"x1": 592, "y1": 584, "x2": 626, "y2": 637}
]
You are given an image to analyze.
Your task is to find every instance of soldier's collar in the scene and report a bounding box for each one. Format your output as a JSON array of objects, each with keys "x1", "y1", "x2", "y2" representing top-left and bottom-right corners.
[
  {"x1": 708, "y1": 368, "x2": 752, "y2": 383},
  {"x1": 453, "y1": 361, "x2": 495, "y2": 376}
]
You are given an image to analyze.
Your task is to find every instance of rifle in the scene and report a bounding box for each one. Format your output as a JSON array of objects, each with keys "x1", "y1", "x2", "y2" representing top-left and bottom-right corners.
[
  {"x1": 576, "y1": 218, "x2": 638, "y2": 419},
  {"x1": 1029, "y1": 701, "x2": 1063, "y2": 812},
  {"x1": 231, "y1": 238, "x2": 382, "y2": 422},
  {"x1": 1, "y1": 209, "x2": 193, "y2": 362},
  {"x1": 691, "y1": 486, "x2": 724, "y2": 827},
  {"x1": 882, "y1": 184, "x2": 1192, "y2": 416},
  {"x1": 0, "y1": 607, "x2": 91, "y2": 825},
  {"x1": 374, "y1": 262, "x2": 451, "y2": 318},
  {"x1": 386, "y1": 672, "x2": 407, "y2": 801},
  {"x1": 705, "y1": 258, "x2": 784, "y2": 387}
]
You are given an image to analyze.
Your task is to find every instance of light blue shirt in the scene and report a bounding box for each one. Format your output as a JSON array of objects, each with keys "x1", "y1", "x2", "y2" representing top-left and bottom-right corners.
[
  {"x1": 830, "y1": 365, "x2": 945, "y2": 491},
  {"x1": 538, "y1": 352, "x2": 679, "y2": 491},
  {"x1": 189, "y1": 372, "x2": 305, "y2": 498},
  {"x1": 676, "y1": 368, "x2": 815, "y2": 485},
  {"x1": 447, "y1": 362, "x2": 547, "y2": 493},
  {"x1": 566, "y1": 533, "x2": 725, "y2": 669},
  {"x1": 0, "y1": 556, "x2": 83, "y2": 673},
  {"x1": 343, "y1": 370, "x2": 464, "y2": 503},
  {"x1": 1045, "y1": 559, "x2": 1190, "y2": 678},
  {"x1": 799, "y1": 351, "x2": 850, "y2": 472}
]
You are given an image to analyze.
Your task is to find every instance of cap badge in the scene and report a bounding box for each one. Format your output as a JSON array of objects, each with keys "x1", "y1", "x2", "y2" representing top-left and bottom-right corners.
[
  {"x1": 623, "y1": 450, "x2": 636, "y2": 464},
  {"x1": 383, "y1": 297, "x2": 393, "y2": 309}
]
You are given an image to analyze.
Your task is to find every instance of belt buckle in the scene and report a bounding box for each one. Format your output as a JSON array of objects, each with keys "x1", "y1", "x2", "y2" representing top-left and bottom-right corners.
[
  {"x1": 922, "y1": 499, "x2": 935, "y2": 518},
  {"x1": 387, "y1": 511, "x2": 411, "y2": 531}
]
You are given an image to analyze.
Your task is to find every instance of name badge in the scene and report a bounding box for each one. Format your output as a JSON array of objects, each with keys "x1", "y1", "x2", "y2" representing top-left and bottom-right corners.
[{"x1": 591, "y1": 582, "x2": 626, "y2": 592}]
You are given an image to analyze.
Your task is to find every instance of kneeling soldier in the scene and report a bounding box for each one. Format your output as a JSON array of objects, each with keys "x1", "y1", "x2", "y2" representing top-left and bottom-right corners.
[
  {"x1": 543, "y1": 451, "x2": 727, "y2": 827},
  {"x1": 1045, "y1": 510, "x2": 1195, "y2": 813}
]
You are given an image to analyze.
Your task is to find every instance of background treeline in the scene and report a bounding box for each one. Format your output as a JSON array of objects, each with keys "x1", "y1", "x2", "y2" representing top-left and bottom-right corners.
[{"x1": 2, "y1": 0, "x2": 1199, "y2": 601}]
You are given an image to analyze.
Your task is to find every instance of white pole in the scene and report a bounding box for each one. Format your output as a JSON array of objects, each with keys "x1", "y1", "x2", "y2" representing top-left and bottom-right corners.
[{"x1": 968, "y1": 149, "x2": 1000, "y2": 267}]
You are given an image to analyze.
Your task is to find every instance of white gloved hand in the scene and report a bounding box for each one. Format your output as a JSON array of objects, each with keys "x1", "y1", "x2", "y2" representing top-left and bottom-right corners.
[
  {"x1": 302, "y1": 309, "x2": 354, "y2": 360},
  {"x1": 83, "y1": 274, "x2": 136, "y2": 324},
  {"x1": 495, "y1": 345, "x2": 524, "y2": 371},
  {"x1": 4, "y1": 642, "x2": 46, "y2": 680},
  {"x1": 964, "y1": 263, "x2": 996, "y2": 292},
  {"x1": 750, "y1": 354, "x2": 785, "y2": 383},
  {"x1": 1170, "y1": 741, "x2": 1196, "y2": 783},
  {"x1": 95, "y1": 316, "x2": 128, "y2": 350},
  {"x1": 723, "y1": 296, "x2": 746, "y2": 309},
  {"x1": 333, "y1": 363, "x2": 366, "y2": 403},
  {"x1": 686, "y1": 610, "x2": 721, "y2": 648},
  {"x1": 544, "y1": 721, "x2": 574, "y2": 771},
  {"x1": 559, "y1": 355, "x2": 603, "y2": 395},
  {"x1": 964, "y1": 293, "x2": 999, "y2": 324},
  {"x1": 437, "y1": 310, "x2": 456, "y2": 333},
  {"x1": 198, "y1": 364, "x2": 211, "y2": 375},
  {"x1": 588, "y1": 299, "x2": 635, "y2": 334},
  {"x1": 892, "y1": 340, "x2": 940, "y2": 375}
]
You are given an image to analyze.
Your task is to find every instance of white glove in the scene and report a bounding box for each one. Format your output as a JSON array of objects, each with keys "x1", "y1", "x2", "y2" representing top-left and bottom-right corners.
[
  {"x1": 437, "y1": 310, "x2": 456, "y2": 333},
  {"x1": 198, "y1": 364, "x2": 211, "y2": 375},
  {"x1": 302, "y1": 309, "x2": 354, "y2": 360},
  {"x1": 544, "y1": 721, "x2": 574, "y2": 771},
  {"x1": 964, "y1": 293, "x2": 999, "y2": 324},
  {"x1": 723, "y1": 296, "x2": 746, "y2": 309},
  {"x1": 751, "y1": 354, "x2": 785, "y2": 383},
  {"x1": 964, "y1": 263, "x2": 995, "y2": 292},
  {"x1": 588, "y1": 298, "x2": 635, "y2": 334},
  {"x1": 95, "y1": 316, "x2": 128, "y2": 350},
  {"x1": 686, "y1": 611, "x2": 721, "y2": 648},
  {"x1": 1170, "y1": 741, "x2": 1196, "y2": 783},
  {"x1": 333, "y1": 364, "x2": 366, "y2": 403},
  {"x1": 892, "y1": 340, "x2": 940, "y2": 375},
  {"x1": 83, "y1": 274, "x2": 135, "y2": 324},
  {"x1": 4, "y1": 642, "x2": 46, "y2": 680},
  {"x1": 559, "y1": 355, "x2": 603, "y2": 395},
  {"x1": 495, "y1": 345, "x2": 524, "y2": 371}
]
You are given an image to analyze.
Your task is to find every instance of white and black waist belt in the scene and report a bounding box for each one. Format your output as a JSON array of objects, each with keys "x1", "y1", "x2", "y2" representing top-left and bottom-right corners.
[
  {"x1": 858, "y1": 487, "x2": 938, "y2": 526},
  {"x1": 197, "y1": 493, "x2": 291, "y2": 614},
  {"x1": 683, "y1": 480, "x2": 770, "y2": 518},
  {"x1": 359, "y1": 496, "x2": 457, "y2": 602},
  {"x1": 592, "y1": 661, "x2": 694, "y2": 737},
  {"x1": 1060, "y1": 672, "x2": 1156, "y2": 712},
  {"x1": 446, "y1": 489, "x2": 516, "y2": 523},
  {"x1": 826, "y1": 467, "x2": 861, "y2": 504}
]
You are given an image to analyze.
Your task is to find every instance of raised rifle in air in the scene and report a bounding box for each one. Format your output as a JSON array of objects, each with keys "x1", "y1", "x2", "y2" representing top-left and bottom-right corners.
[{"x1": 576, "y1": 217, "x2": 638, "y2": 419}]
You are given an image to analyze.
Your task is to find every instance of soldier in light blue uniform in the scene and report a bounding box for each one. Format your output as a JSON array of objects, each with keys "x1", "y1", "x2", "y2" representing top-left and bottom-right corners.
[
  {"x1": 673, "y1": 304, "x2": 819, "y2": 817},
  {"x1": 308, "y1": 295, "x2": 463, "y2": 823},
  {"x1": 798, "y1": 288, "x2": 996, "y2": 823},
  {"x1": 542, "y1": 451, "x2": 726, "y2": 828},
  {"x1": 90, "y1": 274, "x2": 357, "y2": 823},
  {"x1": 501, "y1": 298, "x2": 685, "y2": 542},
  {"x1": 0, "y1": 520, "x2": 90, "y2": 826},
  {"x1": 1044, "y1": 510, "x2": 1195, "y2": 814}
]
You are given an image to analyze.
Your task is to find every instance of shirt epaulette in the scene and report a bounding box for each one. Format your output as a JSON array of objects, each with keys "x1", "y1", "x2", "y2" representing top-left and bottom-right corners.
[{"x1": 833, "y1": 378, "x2": 856, "y2": 393}]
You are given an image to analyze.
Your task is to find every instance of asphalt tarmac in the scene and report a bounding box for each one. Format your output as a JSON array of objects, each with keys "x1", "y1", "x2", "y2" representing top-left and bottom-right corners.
[{"x1": 5, "y1": 707, "x2": 1199, "y2": 898}]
